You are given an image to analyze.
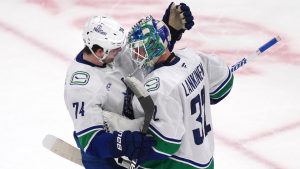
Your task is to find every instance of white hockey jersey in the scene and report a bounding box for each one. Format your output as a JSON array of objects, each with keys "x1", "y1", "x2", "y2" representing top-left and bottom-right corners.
[
  {"x1": 64, "y1": 49, "x2": 140, "y2": 151},
  {"x1": 133, "y1": 48, "x2": 233, "y2": 169}
]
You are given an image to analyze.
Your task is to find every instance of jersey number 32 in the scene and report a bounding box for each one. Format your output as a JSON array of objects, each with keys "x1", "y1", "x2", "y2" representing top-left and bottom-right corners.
[{"x1": 190, "y1": 86, "x2": 211, "y2": 145}]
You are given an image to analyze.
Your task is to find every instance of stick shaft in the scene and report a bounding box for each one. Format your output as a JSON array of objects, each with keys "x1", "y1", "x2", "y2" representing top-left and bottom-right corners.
[{"x1": 231, "y1": 36, "x2": 281, "y2": 72}]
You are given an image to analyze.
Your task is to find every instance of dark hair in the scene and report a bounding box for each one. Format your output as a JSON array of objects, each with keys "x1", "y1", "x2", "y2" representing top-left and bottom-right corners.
[{"x1": 83, "y1": 45, "x2": 103, "y2": 54}]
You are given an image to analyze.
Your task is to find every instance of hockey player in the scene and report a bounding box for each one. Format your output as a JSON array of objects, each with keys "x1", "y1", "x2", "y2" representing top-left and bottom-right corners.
[
  {"x1": 64, "y1": 3, "x2": 195, "y2": 169},
  {"x1": 127, "y1": 16, "x2": 234, "y2": 168}
]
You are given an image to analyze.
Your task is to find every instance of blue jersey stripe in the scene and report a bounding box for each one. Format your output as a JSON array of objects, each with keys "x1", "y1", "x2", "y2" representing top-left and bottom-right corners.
[
  {"x1": 149, "y1": 125, "x2": 181, "y2": 143},
  {"x1": 210, "y1": 68, "x2": 232, "y2": 95},
  {"x1": 210, "y1": 87, "x2": 232, "y2": 105},
  {"x1": 76, "y1": 125, "x2": 104, "y2": 136},
  {"x1": 171, "y1": 155, "x2": 213, "y2": 168}
]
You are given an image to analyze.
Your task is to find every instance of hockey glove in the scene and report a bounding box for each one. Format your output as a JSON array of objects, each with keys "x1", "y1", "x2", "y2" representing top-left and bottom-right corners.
[
  {"x1": 112, "y1": 131, "x2": 156, "y2": 160},
  {"x1": 102, "y1": 110, "x2": 144, "y2": 132},
  {"x1": 163, "y1": 2, "x2": 195, "y2": 51}
]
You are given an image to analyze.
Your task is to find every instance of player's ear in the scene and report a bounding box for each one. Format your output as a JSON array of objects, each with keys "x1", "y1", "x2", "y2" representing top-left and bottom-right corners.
[{"x1": 95, "y1": 48, "x2": 104, "y2": 56}]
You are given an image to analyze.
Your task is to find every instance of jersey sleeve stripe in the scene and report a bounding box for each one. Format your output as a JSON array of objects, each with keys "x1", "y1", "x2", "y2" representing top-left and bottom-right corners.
[
  {"x1": 210, "y1": 88, "x2": 232, "y2": 105},
  {"x1": 76, "y1": 125, "x2": 104, "y2": 136},
  {"x1": 210, "y1": 70, "x2": 233, "y2": 100},
  {"x1": 210, "y1": 79, "x2": 233, "y2": 100},
  {"x1": 140, "y1": 156, "x2": 214, "y2": 169},
  {"x1": 170, "y1": 155, "x2": 213, "y2": 168},
  {"x1": 149, "y1": 125, "x2": 181, "y2": 143},
  {"x1": 75, "y1": 125, "x2": 104, "y2": 151},
  {"x1": 210, "y1": 68, "x2": 232, "y2": 95},
  {"x1": 78, "y1": 130, "x2": 100, "y2": 151},
  {"x1": 152, "y1": 147, "x2": 173, "y2": 156},
  {"x1": 149, "y1": 125, "x2": 181, "y2": 155}
]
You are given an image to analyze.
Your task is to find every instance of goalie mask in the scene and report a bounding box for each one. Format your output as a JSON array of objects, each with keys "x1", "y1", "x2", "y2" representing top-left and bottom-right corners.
[
  {"x1": 82, "y1": 16, "x2": 126, "y2": 63},
  {"x1": 128, "y1": 16, "x2": 171, "y2": 74}
]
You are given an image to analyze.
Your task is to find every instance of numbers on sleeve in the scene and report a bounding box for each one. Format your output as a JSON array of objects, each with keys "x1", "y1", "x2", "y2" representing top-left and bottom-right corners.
[
  {"x1": 73, "y1": 102, "x2": 85, "y2": 119},
  {"x1": 190, "y1": 86, "x2": 211, "y2": 145}
]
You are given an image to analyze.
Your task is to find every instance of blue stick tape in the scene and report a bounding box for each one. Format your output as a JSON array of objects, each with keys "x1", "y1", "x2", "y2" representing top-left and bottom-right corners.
[{"x1": 258, "y1": 37, "x2": 279, "y2": 53}]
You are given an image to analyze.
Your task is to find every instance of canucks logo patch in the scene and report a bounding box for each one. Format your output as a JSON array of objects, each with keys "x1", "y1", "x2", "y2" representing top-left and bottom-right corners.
[
  {"x1": 144, "y1": 77, "x2": 160, "y2": 92},
  {"x1": 70, "y1": 71, "x2": 90, "y2": 85}
]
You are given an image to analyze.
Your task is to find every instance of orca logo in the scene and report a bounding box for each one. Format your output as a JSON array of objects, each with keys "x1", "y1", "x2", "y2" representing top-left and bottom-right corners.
[
  {"x1": 144, "y1": 77, "x2": 160, "y2": 92},
  {"x1": 70, "y1": 71, "x2": 90, "y2": 85}
]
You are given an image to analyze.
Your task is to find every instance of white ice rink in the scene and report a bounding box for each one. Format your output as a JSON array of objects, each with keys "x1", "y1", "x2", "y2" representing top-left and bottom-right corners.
[{"x1": 0, "y1": 0, "x2": 299, "y2": 169}]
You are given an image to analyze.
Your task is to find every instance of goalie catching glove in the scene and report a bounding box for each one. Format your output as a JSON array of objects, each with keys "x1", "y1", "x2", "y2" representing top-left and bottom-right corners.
[{"x1": 163, "y1": 2, "x2": 195, "y2": 51}]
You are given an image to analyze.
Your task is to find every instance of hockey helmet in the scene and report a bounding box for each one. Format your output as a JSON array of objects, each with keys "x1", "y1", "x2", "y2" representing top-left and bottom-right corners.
[
  {"x1": 82, "y1": 16, "x2": 126, "y2": 62},
  {"x1": 128, "y1": 15, "x2": 171, "y2": 73}
]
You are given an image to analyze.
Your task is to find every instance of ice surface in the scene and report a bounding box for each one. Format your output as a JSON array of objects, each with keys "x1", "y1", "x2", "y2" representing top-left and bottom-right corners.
[{"x1": 0, "y1": 0, "x2": 299, "y2": 169}]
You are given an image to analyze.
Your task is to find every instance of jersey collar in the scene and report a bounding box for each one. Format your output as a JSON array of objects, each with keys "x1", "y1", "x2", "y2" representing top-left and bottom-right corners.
[
  {"x1": 152, "y1": 52, "x2": 180, "y2": 71},
  {"x1": 75, "y1": 50, "x2": 107, "y2": 68}
]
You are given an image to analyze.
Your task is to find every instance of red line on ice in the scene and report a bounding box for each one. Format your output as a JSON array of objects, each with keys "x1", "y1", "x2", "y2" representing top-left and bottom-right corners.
[
  {"x1": 25, "y1": 0, "x2": 61, "y2": 14},
  {"x1": 0, "y1": 20, "x2": 70, "y2": 63},
  {"x1": 215, "y1": 133, "x2": 286, "y2": 169},
  {"x1": 238, "y1": 120, "x2": 300, "y2": 143}
]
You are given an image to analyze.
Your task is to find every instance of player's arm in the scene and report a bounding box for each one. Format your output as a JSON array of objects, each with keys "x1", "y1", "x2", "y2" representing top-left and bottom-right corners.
[
  {"x1": 200, "y1": 52, "x2": 234, "y2": 104},
  {"x1": 73, "y1": 105, "x2": 155, "y2": 160},
  {"x1": 65, "y1": 86, "x2": 154, "y2": 160},
  {"x1": 163, "y1": 2, "x2": 195, "y2": 51},
  {"x1": 131, "y1": 85, "x2": 185, "y2": 166}
]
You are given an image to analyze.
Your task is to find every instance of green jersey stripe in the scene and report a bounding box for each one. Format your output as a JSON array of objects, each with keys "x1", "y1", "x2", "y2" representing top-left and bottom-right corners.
[
  {"x1": 149, "y1": 125, "x2": 181, "y2": 144},
  {"x1": 78, "y1": 130, "x2": 99, "y2": 151},
  {"x1": 141, "y1": 157, "x2": 214, "y2": 169},
  {"x1": 149, "y1": 129, "x2": 181, "y2": 155},
  {"x1": 210, "y1": 75, "x2": 234, "y2": 99}
]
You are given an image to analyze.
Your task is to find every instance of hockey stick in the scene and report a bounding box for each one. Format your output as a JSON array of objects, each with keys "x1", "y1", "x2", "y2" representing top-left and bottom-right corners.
[
  {"x1": 230, "y1": 36, "x2": 281, "y2": 72},
  {"x1": 43, "y1": 134, "x2": 133, "y2": 168},
  {"x1": 123, "y1": 76, "x2": 156, "y2": 169},
  {"x1": 42, "y1": 134, "x2": 83, "y2": 166}
]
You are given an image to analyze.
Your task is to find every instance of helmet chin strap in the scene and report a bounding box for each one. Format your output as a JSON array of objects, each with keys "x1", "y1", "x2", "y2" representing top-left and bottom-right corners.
[{"x1": 89, "y1": 47, "x2": 109, "y2": 64}]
